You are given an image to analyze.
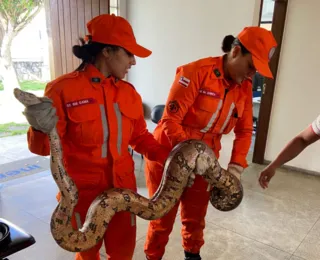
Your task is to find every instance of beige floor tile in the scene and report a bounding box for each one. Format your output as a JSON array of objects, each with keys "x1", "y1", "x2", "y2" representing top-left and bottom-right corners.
[
  {"x1": 206, "y1": 187, "x2": 320, "y2": 254},
  {"x1": 290, "y1": 256, "x2": 306, "y2": 260},
  {"x1": 294, "y1": 217, "x2": 320, "y2": 260},
  {"x1": 241, "y1": 163, "x2": 320, "y2": 209},
  {"x1": 133, "y1": 219, "x2": 291, "y2": 260}
]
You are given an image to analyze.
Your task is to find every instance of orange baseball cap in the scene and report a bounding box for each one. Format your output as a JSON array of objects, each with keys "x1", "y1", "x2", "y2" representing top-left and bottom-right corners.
[
  {"x1": 86, "y1": 14, "x2": 152, "y2": 58},
  {"x1": 237, "y1": 26, "x2": 277, "y2": 78}
]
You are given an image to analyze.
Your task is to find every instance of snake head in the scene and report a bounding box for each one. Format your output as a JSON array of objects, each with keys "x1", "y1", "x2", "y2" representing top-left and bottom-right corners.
[{"x1": 13, "y1": 88, "x2": 43, "y2": 107}]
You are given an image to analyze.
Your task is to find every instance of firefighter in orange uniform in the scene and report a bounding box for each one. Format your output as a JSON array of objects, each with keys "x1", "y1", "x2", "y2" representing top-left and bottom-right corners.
[
  {"x1": 144, "y1": 27, "x2": 277, "y2": 260},
  {"x1": 22, "y1": 14, "x2": 169, "y2": 260}
]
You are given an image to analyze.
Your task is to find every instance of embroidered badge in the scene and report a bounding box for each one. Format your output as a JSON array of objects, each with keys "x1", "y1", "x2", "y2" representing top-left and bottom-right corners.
[
  {"x1": 66, "y1": 98, "x2": 96, "y2": 108},
  {"x1": 91, "y1": 77, "x2": 101, "y2": 83},
  {"x1": 213, "y1": 68, "x2": 221, "y2": 77},
  {"x1": 168, "y1": 100, "x2": 180, "y2": 113},
  {"x1": 178, "y1": 76, "x2": 190, "y2": 88},
  {"x1": 199, "y1": 89, "x2": 220, "y2": 98}
]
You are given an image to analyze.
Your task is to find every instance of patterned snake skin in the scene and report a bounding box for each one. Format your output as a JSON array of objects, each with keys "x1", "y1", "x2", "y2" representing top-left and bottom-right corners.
[{"x1": 13, "y1": 88, "x2": 244, "y2": 252}]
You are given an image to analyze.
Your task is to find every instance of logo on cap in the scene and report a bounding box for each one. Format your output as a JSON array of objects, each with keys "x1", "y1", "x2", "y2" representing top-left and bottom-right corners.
[{"x1": 268, "y1": 47, "x2": 276, "y2": 60}]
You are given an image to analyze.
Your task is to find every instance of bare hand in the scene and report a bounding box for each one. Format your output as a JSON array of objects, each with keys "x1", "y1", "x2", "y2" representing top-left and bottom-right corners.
[
  {"x1": 259, "y1": 166, "x2": 276, "y2": 189},
  {"x1": 228, "y1": 163, "x2": 243, "y2": 181}
]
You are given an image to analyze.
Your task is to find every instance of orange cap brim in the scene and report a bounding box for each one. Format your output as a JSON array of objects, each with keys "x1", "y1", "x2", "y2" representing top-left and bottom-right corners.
[
  {"x1": 125, "y1": 43, "x2": 152, "y2": 58},
  {"x1": 252, "y1": 56, "x2": 273, "y2": 79}
]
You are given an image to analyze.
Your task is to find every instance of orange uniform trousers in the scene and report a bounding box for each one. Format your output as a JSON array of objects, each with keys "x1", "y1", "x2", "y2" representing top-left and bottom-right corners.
[
  {"x1": 144, "y1": 157, "x2": 212, "y2": 259},
  {"x1": 144, "y1": 56, "x2": 253, "y2": 259},
  {"x1": 56, "y1": 167, "x2": 136, "y2": 260},
  {"x1": 26, "y1": 64, "x2": 171, "y2": 260}
]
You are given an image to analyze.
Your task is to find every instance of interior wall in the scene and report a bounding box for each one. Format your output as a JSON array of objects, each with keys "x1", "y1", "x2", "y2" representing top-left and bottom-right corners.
[
  {"x1": 126, "y1": 0, "x2": 261, "y2": 131},
  {"x1": 265, "y1": 0, "x2": 320, "y2": 173}
]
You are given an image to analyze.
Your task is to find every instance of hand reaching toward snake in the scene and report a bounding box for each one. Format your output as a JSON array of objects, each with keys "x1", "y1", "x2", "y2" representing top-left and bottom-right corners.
[{"x1": 13, "y1": 88, "x2": 244, "y2": 253}]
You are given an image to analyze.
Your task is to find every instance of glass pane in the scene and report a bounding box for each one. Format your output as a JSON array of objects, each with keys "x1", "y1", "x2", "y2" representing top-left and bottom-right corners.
[
  {"x1": 261, "y1": 0, "x2": 275, "y2": 23},
  {"x1": 110, "y1": 0, "x2": 118, "y2": 7},
  {"x1": 110, "y1": 7, "x2": 118, "y2": 16}
]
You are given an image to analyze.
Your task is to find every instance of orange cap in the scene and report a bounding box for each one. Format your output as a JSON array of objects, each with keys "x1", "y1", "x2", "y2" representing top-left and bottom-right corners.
[
  {"x1": 237, "y1": 26, "x2": 277, "y2": 78},
  {"x1": 86, "y1": 14, "x2": 152, "y2": 58}
]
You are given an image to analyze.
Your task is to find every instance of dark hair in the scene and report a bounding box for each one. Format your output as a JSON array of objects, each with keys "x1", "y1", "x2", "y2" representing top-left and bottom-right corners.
[
  {"x1": 221, "y1": 35, "x2": 250, "y2": 54},
  {"x1": 72, "y1": 36, "x2": 120, "y2": 71}
]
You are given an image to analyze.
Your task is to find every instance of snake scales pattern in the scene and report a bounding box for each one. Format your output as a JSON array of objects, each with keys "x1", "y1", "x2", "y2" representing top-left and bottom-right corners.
[{"x1": 13, "y1": 88, "x2": 244, "y2": 252}]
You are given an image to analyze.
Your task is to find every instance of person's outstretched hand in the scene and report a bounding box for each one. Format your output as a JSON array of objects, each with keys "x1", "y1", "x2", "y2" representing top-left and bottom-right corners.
[{"x1": 259, "y1": 166, "x2": 276, "y2": 189}]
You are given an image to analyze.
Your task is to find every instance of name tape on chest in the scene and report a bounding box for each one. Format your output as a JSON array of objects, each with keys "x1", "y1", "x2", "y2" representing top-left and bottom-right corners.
[
  {"x1": 66, "y1": 98, "x2": 96, "y2": 108},
  {"x1": 199, "y1": 89, "x2": 220, "y2": 98}
]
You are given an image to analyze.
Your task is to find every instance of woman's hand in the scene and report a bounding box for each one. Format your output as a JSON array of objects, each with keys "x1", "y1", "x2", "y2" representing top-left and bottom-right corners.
[
  {"x1": 227, "y1": 163, "x2": 243, "y2": 181},
  {"x1": 259, "y1": 166, "x2": 276, "y2": 189}
]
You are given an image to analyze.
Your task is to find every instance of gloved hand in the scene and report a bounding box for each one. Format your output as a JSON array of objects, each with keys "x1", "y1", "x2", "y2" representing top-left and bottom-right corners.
[
  {"x1": 227, "y1": 163, "x2": 243, "y2": 181},
  {"x1": 187, "y1": 172, "x2": 196, "y2": 188},
  {"x1": 187, "y1": 152, "x2": 209, "y2": 188},
  {"x1": 22, "y1": 97, "x2": 58, "y2": 134}
]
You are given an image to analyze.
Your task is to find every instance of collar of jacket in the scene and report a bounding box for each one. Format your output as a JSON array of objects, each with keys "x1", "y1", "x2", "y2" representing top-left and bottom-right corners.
[
  {"x1": 83, "y1": 63, "x2": 119, "y2": 88},
  {"x1": 212, "y1": 55, "x2": 251, "y2": 89}
]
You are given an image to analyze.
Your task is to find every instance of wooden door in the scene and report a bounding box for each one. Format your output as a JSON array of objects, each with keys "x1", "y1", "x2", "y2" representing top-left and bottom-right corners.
[
  {"x1": 252, "y1": 0, "x2": 289, "y2": 164},
  {"x1": 44, "y1": 0, "x2": 110, "y2": 79}
]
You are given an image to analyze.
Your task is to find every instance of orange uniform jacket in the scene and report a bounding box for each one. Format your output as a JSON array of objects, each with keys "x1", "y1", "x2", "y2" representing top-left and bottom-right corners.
[
  {"x1": 154, "y1": 56, "x2": 253, "y2": 168},
  {"x1": 27, "y1": 64, "x2": 168, "y2": 191}
]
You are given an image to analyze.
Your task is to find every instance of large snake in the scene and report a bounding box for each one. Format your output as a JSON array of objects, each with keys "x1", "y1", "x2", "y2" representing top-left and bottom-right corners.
[{"x1": 13, "y1": 88, "x2": 244, "y2": 252}]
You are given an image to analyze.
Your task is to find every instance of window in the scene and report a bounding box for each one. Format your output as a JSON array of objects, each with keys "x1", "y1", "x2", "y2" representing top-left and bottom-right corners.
[
  {"x1": 261, "y1": 0, "x2": 275, "y2": 23},
  {"x1": 110, "y1": 0, "x2": 118, "y2": 15}
]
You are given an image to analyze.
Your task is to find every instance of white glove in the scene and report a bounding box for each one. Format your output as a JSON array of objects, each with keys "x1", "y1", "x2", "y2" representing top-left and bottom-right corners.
[
  {"x1": 227, "y1": 163, "x2": 243, "y2": 181},
  {"x1": 22, "y1": 97, "x2": 58, "y2": 134}
]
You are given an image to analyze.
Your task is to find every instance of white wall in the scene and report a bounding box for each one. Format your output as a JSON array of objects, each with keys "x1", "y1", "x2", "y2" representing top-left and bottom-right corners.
[
  {"x1": 265, "y1": 0, "x2": 320, "y2": 172},
  {"x1": 126, "y1": 0, "x2": 260, "y2": 131}
]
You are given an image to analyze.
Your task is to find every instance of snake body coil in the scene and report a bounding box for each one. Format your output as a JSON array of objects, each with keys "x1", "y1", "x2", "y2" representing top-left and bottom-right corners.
[{"x1": 13, "y1": 88, "x2": 244, "y2": 252}]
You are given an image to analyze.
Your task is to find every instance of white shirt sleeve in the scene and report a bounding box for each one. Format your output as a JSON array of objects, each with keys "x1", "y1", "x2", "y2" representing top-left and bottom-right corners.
[{"x1": 311, "y1": 114, "x2": 320, "y2": 136}]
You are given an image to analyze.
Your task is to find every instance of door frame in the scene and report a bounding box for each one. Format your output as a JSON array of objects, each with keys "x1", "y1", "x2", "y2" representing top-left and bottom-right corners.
[{"x1": 252, "y1": 0, "x2": 289, "y2": 164}]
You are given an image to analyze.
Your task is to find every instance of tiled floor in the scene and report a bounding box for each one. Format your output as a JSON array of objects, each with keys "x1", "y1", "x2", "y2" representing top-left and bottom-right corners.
[{"x1": 1, "y1": 133, "x2": 320, "y2": 260}]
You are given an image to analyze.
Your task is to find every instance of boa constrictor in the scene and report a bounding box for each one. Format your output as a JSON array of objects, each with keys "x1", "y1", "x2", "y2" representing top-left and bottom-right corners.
[{"x1": 13, "y1": 88, "x2": 243, "y2": 252}]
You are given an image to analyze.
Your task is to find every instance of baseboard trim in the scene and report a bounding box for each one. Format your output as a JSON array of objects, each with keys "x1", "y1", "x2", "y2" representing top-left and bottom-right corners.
[{"x1": 263, "y1": 160, "x2": 320, "y2": 177}]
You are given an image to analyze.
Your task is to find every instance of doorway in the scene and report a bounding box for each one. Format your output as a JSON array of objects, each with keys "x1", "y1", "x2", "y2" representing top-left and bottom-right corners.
[
  {"x1": 252, "y1": 0, "x2": 288, "y2": 164},
  {"x1": 250, "y1": 0, "x2": 275, "y2": 152}
]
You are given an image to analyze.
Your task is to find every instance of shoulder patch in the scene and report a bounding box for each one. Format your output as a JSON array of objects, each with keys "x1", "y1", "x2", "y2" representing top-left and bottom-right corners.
[
  {"x1": 167, "y1": 100, "x2": 180, "y2": 113},
  {"x1": 178, "y1": 76, "x2": 190, "y2": 88}
]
